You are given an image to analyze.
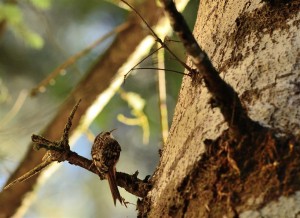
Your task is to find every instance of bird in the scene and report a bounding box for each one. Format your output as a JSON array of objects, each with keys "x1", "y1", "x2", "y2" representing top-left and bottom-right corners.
[{"x1": 91, "y1": 129, "x2": 124, "y2": 206}]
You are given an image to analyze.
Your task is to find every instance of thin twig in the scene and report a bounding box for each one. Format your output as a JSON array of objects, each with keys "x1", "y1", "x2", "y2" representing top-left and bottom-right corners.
[
  {"x1": 31, "y1": 23, "x2": 130, "y2": 96},
  {"x1": 134, "y1": 67, "x2": 189, "y2": 76},
  {"x1": 4, "y1": 160, "x2": 52, "y2": 190},
  {"x1": 121, "y1": 0, "x2": 194, "y2": 76},
  {"x1": 3, "y1": 100, "x2": 151, "y2": 198},
  {"x1": 124, "y1": 46, "x2": 163, "y2": 80}
]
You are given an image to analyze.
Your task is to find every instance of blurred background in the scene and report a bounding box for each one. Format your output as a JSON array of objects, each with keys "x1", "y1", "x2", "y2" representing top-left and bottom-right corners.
[{"x1": 0, "y1": 0, "x2": 199, "y2": 217}]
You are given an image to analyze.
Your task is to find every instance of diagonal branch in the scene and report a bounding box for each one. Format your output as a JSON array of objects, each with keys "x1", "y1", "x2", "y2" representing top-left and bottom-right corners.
[
  {"x1": 159, "y1": 0, "x2": 259, "y2": 137},
  {"x1": 3, "y1": 161, "x2": 52, "y2": 191}
]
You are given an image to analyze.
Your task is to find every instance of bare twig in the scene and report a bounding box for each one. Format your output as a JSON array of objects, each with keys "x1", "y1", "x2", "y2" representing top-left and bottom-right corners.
[
  {"x1": 3, "y1": 160, "x2": 51, "y2": 190},
  {"x1": 121, "y1": 0, "x2": 195, "y2": 77},
  {"x1": 30, "y1": 23, "x2": 130, "y2": 96},
  {"x1": 3, "y1": 100, "x2": 151, "y2": 198},
  {"x1": 124, "y1": 45, "x2": 163, "y2": 79},
  {"x1": 133, "y1": 67, "x2": 188, "y2": 76}
]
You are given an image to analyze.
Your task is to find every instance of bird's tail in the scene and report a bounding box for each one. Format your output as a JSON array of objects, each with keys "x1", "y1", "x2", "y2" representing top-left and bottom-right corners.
[{"x1": 107, "y1": 168, "x2": 125, "y2": 207}]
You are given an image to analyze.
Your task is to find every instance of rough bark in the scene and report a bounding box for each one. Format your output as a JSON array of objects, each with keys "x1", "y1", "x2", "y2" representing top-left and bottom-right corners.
[{"x1": 139, "y1": 0, "x2": 300, "y2": 217}]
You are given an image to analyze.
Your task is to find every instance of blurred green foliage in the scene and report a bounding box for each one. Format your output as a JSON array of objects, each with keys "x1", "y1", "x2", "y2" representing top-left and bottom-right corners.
[
  {"x1": 0, "y1": 2, "x2": 46, "y2": 48},
  {"x1": 28, "y1": 0, "x2": 52, "y2": 9}
]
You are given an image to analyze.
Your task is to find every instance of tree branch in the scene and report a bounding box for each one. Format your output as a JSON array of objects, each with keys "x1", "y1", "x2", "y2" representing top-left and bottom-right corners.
[
  {"x1": 0, "y1": 1, "x2": 164, "y2": 217},
  {"x1": 4, "y1": 101, "x2": 151, "y2": 198},
  {"x1": 159, "y1": 0, "x2": 260, "y2": 137}
]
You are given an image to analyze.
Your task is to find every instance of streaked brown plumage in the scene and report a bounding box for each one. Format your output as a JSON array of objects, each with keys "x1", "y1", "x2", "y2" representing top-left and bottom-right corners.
[{"x1": 91, "y1": 130, "x2": 124, "y2": 206}]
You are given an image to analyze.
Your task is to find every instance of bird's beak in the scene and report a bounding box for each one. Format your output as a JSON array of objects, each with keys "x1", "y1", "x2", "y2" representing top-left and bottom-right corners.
[{"x1": 109, "y1": 129, "x2": 117, "y2": 134}]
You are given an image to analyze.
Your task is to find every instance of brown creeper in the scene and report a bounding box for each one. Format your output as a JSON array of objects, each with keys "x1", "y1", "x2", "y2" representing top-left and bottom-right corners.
[{"x1": 91, "y1": 129, "x2": 124, "y2": 206}]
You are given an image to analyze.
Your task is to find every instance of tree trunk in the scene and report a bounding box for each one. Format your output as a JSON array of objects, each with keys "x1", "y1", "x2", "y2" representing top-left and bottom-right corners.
[{"x1": 139, "y1": 0, "x2": 300, "y2": 217}]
